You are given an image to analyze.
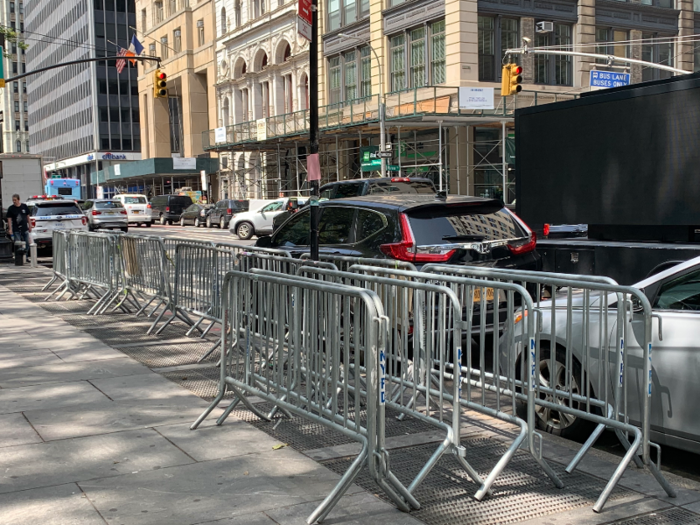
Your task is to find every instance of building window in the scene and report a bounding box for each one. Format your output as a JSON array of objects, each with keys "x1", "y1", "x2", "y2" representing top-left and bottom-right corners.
[
  {"x1": 327, "y1": 0, "x2": 368, "y2": 31},
  {"x1": 197, "y1": 20, "x2": 205, "y2": 46},
  {"x1": 595, "y1": 28, "x2": 629, "y2": 65},
  {"x1": 16, "y1": 140, "x2": 21, "y2": 152},
  {"x1": 390, "y1": 34, "x2": 406, "y2": 91},
  {"x1": 13, "y1": 82, "x2": 18, "y2": 93},
  {"x1": 642, "y1": 0, "x2": 673, "y2": 6},
  {"x1": 695, "y1": 0, "x2": 700, "y2": 11},
  {"x1": 344, "y1": 50, "x2": 357, "y2": 101},
  {"x1": 23, "y1": 101, "x2": 27, "y2": 112},
  {"x1": 154, "y1": 1, "x2": 163, "y2": 23},
  {"x1": 25, "y1": 141, "x2": 29, "y2": 152},
  {"x1": 360, "y1": 46, "x2": 371, "y2": 97},
  {"x1": 141, "y1": 9, "x2": 147, "y2": 30},
  {"x1": 14, "y1": 120, "x2": 19, "y2": 131},
  {"x1": 535, "y1": 23, "x2": 572, "y2": 86},
  {"x1": 261, "y1": 81, "x2": 270, "y2": 117},
  {"x1": 24, "y1": 121, "x2": 28, "y2": 131},
  {"x1": 9, "y1": 2, "x2": 14, "y2": 13},
  {"x1": 221, "y1": 7, "x2": 227, "y2": 34},
  {"x1": 14, "y1": 102, "x2": 19, "y2": 112},
  {"x1": 478, "y1": 16, "x2": 519, "y2": 82},
  {"x1": 642, "y1": 33, "x2": 673, "y2": 81},
  {"x1": 241, "y1": 88, "x2": 249, "y2": 121},
  {"x1": 431, "y1": 20, "x2": 446, "y2": 85},
  {"x1": 234, "y1": 0, "x2": 241, "y2": 26},
  {"x1": 173, "y1": 28, "x2": 181, "y2": 53},
  {"x1": 22, "y1": 82, "x2": 26, "y2": 93},
  {"x1": 252, "y1": 0, "x2": 265, "y2": 18},
  {"x1": 389, "y1": 20, "x2": 446, "y2": 92},
  {"x1": 410, "y1": 28, "x2": 426, "y2": 88},
  {"x1": 329, "y1": 56, "x2": 341, "y2": 104},
  {"x1": 21, "y1": 62, "x2": 25, "y2": 73},
  {"x1": 328, "y1": 47, "x2": 373, "y2": 104},
  {"x1": 149, "y1": 43, "x2": 156, "y2": 56},
  {"x1": 12, "y1": 62, "x2": 17, "y2": 74},
  {"x1": 18, "y1": 3, "x2": 22, "y2": 14},
  {"x1": 161, "y1": 36, "x2": 169, "y2": 59}
]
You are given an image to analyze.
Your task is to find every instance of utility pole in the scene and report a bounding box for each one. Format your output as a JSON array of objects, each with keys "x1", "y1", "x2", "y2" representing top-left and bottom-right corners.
[{"x1": 308, "y1": 0, "x2": 320, "y2": 260}]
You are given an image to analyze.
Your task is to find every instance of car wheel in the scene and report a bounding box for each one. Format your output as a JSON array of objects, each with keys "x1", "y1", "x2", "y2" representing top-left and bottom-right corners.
[
  {"x1": 180, "y1": 217, "x2": 185, "y2": 227},
  {"x1": 220, "y1": 217, "x2": 226, "y2": 229},
  {"x1": 206, "y1": 216, "x2": 212, "y2": 228},
  {"x1": 145, "y1": 222, "x2": 152, "y2": 228},
  {"x1": 121, "y1": 227, "x2": 129, "y2": 233},
  {"x1": 236, "y1": 221, "x2": 254, "y2": 240},
  {"x1": 159, "y1": 215, "x2": 166, "y2": 226},
  {"x1": 515, "y1": 344, "x2": 598, "y2": 441},
  {"x1": 194, "y1": 218, "x2": 201, "y2": 227}
]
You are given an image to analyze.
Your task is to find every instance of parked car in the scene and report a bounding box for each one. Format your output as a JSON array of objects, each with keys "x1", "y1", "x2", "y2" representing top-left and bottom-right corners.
[
  {"x1": 255, "y1": 194, "x2": 539, "y2": 270},
  {"x1": 207, "y1": 199, "x2": 249, "y2": 229},
  {"x1": 230, "y1": 197, "x2": 307, "y2": 240},
  {"x1": 319, "y1": 177, "x2": 436, "y2": 200},
  {"x1": 500, "y1": 256, "x2": 700, "y2": 453},
  {"x1": 179, "y1": 203, "x2": 214, "y2": 227},
  {"x1": 150, "y1": 194, "x2": 193, "y2": 225},
  {"x1": 28, "y1": 199, "x2": 88, "y2": 250},
  {"x1": 82, "y1": 199, "x2": 128, "y2": 232},
  {"x1": 113, "y1": 194, "x2": 152, "y2": 227}
]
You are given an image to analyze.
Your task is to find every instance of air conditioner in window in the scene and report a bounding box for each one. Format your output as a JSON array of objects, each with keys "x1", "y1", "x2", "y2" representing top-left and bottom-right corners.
[{"x1": 536, "y1": 21, "x2": 554, "y2": 33}]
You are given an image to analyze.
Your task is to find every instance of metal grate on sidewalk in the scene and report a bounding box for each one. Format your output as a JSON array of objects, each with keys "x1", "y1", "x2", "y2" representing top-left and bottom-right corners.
[
  {"x1": 322, "y1": 438, "x2": 632, "y2": 525},
  {"x1": 614, "y1": 508, "x2": 700, "y2": 525}
]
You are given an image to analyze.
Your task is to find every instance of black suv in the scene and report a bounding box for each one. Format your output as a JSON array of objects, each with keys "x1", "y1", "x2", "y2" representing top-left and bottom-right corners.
[
  {"x1": 150, "y1": 195, "x2": 193, "y2": 225},
  {"x1": 207, "y1": 199, "x2": 249, "y2": 229},
  {"x1": 256, "y1": 194, "x2": 540, "y2": 270},
  {"x1": 320, "y1": 177, "x2": 436, "y2": 200}
]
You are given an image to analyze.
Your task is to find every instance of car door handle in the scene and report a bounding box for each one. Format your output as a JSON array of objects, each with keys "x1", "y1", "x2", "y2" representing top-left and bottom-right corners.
[{"x1": 652, "y1": 313, "x2": 663, "y2": 341}]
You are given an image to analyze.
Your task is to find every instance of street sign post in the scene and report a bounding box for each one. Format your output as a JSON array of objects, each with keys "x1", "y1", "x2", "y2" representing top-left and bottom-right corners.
[
  {"x1": 297, "y1": 0, "x2": 312, "y2": 41},
  {"x1": 371, "y1": 151, "x2": 392, "y2": 159},
  {"x1": 0, "y1": 46, "x2": 4, "y2": 88},
  {"x1": 589, "y1": 70, "x2": 630, "y2": 89}
]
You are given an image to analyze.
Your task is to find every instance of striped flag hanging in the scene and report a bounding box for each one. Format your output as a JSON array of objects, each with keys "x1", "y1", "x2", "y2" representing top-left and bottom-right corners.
[{"x1": 115, "y1": 48, "x2": 128, "y2": 74}]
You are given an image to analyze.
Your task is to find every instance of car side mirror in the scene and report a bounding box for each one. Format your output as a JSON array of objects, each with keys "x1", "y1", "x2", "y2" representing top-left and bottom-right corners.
[{"x1": 256, "y1": 235, "x2": 272, "y2": 248}]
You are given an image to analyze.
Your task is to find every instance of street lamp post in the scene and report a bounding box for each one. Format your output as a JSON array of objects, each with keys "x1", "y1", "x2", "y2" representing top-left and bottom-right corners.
[{"x1": 339, "y1": 35, "x2": 386, "y2": 178}]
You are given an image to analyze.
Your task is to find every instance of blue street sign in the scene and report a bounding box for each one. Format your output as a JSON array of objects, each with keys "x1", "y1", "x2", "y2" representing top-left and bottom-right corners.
[{"x1": 589, "y1": 70, "x2": 630, "y2": 89}]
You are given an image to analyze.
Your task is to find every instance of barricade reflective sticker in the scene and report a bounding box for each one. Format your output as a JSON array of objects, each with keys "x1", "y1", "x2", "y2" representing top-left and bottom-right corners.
[
  {"x1": 530, "y1": 337, "x2": 536, "y2": 390},
  {"x1": 457, "y1": 347, "x2": 463, "y2": 396},
  {"x1": 619, "y1": 338, "x2": 624, "y2": 387},
  {"x1": 379, "y1": 348, "x2": 386, "y2": 404},
  {"x1": 648, "y1": 343, "x2": 653, "y2": 397}
]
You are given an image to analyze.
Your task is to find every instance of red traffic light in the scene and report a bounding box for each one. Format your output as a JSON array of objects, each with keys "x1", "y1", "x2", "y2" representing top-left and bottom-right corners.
[
  {"x1": 157, "y1": 71, "x2": 166, "y2": 80},
  {"x1": 512, "y1": 66, "x2": 523, "y2": 75}
]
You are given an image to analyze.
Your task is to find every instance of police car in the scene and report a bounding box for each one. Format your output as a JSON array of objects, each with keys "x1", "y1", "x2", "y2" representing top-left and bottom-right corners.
[{"x1": 27, "y1": 197, "x2": 88, "y2": 249}]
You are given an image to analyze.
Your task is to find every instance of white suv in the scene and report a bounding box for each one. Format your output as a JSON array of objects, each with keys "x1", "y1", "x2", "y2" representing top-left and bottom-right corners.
[
  {"x1": 29, "y1": 199, "x2": 88, "y2": 250},
  {"x1": 113, "y1": 194, "x2": 152, "y2": 227},
  {"x1": 229, "y1": 197, "x2": 306, "y2": 240}
]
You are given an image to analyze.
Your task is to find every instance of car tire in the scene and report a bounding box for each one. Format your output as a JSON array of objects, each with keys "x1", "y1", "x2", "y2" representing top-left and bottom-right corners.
[
  {"x1": 180, "y1": 217, "x2": 185, "y2": 227},
  {"x1": 194, "y1": 218, "x2": 201, "y2": 227},
  {"x1": 121, "y1": 227, "x2": 129, "y2": 233},
  {"x1": 236, "y1": 221, "x2": 254, "y2": 240},
  {"x1": 159, "y1": 215, "x2": 166, "y2": 226},
  {"x1": 145, "y1": 222, "x2": 152, "y2": 228},
  {"x1": 220, "y1": 217, "x2": 226, "y2": 229},
  {"x1": 515, "y1": 344, "x2": 598, "y2": 442},
  {"x1": 206, "y1": 216, "x2": 212, "y2": 228}
]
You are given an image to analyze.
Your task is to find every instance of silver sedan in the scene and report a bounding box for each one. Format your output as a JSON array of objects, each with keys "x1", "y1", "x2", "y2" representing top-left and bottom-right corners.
[{"x1": 500, "y1": 256, "x2": 700, "y2": 454}]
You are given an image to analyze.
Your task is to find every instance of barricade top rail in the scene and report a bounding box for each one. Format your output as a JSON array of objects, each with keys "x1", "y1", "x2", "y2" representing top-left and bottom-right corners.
[
  {"x1": 421, "y1": 264, "x2": 620, "y2": 286},
  {"x1": 300, "y1": 253, "x2": 418, "y2": 272},
  {"x1": 214, "y1": 241, "x2": 293, "y2": 257}
]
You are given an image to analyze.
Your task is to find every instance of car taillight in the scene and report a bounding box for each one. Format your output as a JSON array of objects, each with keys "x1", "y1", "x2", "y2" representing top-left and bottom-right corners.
[
  {"x1": 166, "y1": 206, "x2": 170, "y2": 212},
  {"x1": 120, "y1": 210, "x2": 127, "y2": 215},
  {"x1": 147, "y1": 204, "x2": 152, "y2": 208},
  {"x1": 507, "y1": 231, "x2": 537, "y2": 255},
  {"x1": 92, "y1": 210, "x2": 101, "y2": 216},
  {"x1": 390, "y1": 177, "x2": 410, "y2": 183},
  {"x1": 227, "y1": 208, "x2": 232, "y2": 214},
  {"x1": 29, "y1": 218, "x2": 36, "y2": 228},
  {"x1": 543, "y1": 224, "x2": 550, "y2": 237},
  {"x1": 379, "y1": 213, "x2": 456, "y2": 263},
  {"x1": 81, "y1": 216, "x2": 87, "y2": 226}
]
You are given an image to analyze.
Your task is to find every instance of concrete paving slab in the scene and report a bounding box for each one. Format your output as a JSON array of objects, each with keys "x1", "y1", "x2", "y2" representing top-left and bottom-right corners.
[
  {"x1": 90, "y1": 373, "x2": 210, "y2": 406},
  {"x1": 53, "y1": 345, "x2": 131, "y2": 362},
  {"x1": 194, "y1": 511, "x2": 277, "y2": 524},
  {"x1": 0, "y1": 413, "x2": 43, "y2": 448},
  {"x1": 0, "y1": 428, "x2": 195, "y2": 494},
  {"x1": 0, "y1": 359, "x2": 152, "y2": 388},
  {"x1": 25, "y1": 401, "x2": 210, "y2": 441},
  {"x1": 155, "y1": 420, "x2": 284, "y2": 462},
  {"x1": 0, "y1": 349, "x2": 63, "y2": 369},
  {"x1": 80, "y1": 448, "x2": 365, "y2": 525},
  {"x1": 262, "y1": 491, "x2": 423, "y2": 525},
  {"x1": 0, "y1": 483, "x2": 106, "y2": 525},
  {"x1": 0, "y1": 381, "x2": 109, "y2": 414},
  {"x1": 683, "y1": 500, "x2": 700, "y2": 514}
]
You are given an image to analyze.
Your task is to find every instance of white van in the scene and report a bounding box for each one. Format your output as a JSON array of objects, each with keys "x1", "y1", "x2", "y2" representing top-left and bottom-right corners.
[{"x1": 113, "y1": 194, "x2": 152, "y2": 227}]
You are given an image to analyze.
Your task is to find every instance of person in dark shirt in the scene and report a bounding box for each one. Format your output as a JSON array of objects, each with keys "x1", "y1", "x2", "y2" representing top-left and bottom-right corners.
[{"x1": 6, "y1": 194, "x2": 32, "y2": 257}]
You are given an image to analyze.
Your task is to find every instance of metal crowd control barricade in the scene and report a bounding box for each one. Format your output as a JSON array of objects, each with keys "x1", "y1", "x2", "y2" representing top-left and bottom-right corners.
[
  {"x1": 421, "y1": 264, "x2": 676, "y2": 512},
  {"x1": 300, "y1": 253, "x2": 418, "y2": 273},
  {"x1": 307, "y1": 265, "x2": 562, "y2": 500},
  {"x1": 191, "y1": 270, "x2": 418, "y2": 524},
  {"x1": 43, "y1": 231, "x2": 71, "y2": 299}
]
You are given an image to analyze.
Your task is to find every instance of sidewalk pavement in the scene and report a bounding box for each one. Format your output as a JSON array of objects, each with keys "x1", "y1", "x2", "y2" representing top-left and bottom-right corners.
[
  {"x1": 0, "y1": 282, "x2": 422, "y2": 525},
  {"x1": 2, "y1": 266, "x2": 700, "y2": 525}
]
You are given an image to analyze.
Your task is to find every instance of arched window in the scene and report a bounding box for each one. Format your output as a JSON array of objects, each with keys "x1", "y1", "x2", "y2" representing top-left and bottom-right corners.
[
  {"x1": 234, "y1": 0, "x2": 241, "y2": 27},
  {"x1": 221, "y1": 7, "x2": 227, "y2": 34}
]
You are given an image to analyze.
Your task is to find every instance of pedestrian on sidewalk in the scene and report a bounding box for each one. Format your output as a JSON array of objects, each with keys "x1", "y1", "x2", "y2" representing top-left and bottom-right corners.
[{"x1": 6, "y1": 194, "x2": 32, "y2": 260}]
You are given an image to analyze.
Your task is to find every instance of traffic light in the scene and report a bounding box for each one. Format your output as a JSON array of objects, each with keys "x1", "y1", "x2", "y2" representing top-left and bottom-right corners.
[
  {"x1": 501, "y1": 64, "x2": 523, "y2": 96},
  {"x1": 153, "y1": 69, "x2": 167, "y2": 98}
]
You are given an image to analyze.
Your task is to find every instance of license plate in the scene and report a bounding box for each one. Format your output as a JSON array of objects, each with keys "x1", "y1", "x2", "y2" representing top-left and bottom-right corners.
[
  {"x1": 132, "y1": 210, "x2": 140, "y2": 214},
  {"x1": 473, "y1": 287, "x2": 495, "y2": 302},
  {"x1": 54, "y1": 222, "x2": 65, "y2": 230},
  {"x1": 105, "y1": 212, "x2": 115, "y2": 215}
]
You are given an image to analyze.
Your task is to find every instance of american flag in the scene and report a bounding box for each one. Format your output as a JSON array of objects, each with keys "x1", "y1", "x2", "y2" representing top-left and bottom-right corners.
[{"x1": 115, "y1": 48, "x2": 128, "y2": 74}]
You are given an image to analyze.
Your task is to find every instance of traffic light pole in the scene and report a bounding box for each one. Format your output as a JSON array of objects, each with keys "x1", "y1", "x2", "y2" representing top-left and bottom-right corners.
[
  {"x1": 309, "y1": 0, "x2": 320, "y2": 261},
  {"x1": 3, "y1": 55, "x2": 162, "y2": 83}
]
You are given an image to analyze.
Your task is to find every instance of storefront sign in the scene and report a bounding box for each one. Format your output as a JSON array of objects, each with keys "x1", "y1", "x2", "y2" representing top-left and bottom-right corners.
[
  {"x1": 173, "y1": 157, "x2": 197, "y2": 170},
  {"x1": 256, "y1": 119, "x2": 267, "y2": 141},
  {"x1": 458, "y1": 87, "x2": 494, "y2": 110}
]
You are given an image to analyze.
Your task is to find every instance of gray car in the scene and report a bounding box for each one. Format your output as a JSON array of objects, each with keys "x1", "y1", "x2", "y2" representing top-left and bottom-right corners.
[
  {"x1": 82, "y1": 199, "x2": 129, "y2": 232},
  {"x1": 500, "y1": 256, "x2": 700, "y2": 454}
]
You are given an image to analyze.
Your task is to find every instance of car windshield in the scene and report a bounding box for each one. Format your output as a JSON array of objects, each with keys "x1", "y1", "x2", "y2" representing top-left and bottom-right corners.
[
  {"x1": 334, "y1": 183, "x2": 364, "y2": 199},
  {"x1": 123, "y1": 196, "x2": 147, "y2": 204},
  {"x1": 32, "y1": 203, "x2": 83, "y2": 217},
  {"x1": 95, "y1": 201, "x2": 124, "y2": 209},
  {"x1": 261, "y1": 201, "x2": 284, "y2": 212},
  {"x1": 406, "y1": 205, "x2": 527, "y2": 245},
  {"x1": 367, "y1": 181, "x2": 435, "y2": 195}
]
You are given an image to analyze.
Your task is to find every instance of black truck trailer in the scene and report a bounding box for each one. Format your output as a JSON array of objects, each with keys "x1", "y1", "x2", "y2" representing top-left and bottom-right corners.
[{"x1": 515, "y1": 72, "x2": 700, "y2": 285}]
